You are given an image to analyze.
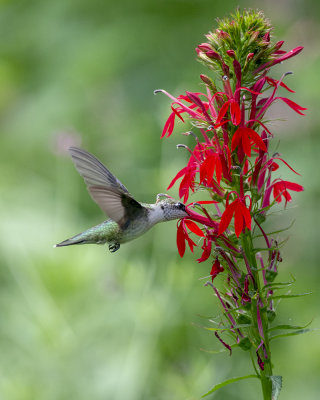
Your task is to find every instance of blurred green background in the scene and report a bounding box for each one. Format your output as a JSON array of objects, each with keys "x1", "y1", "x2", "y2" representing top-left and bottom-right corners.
[{"x1": 0, "y1": 0, "x2": 318, "y2": 399}]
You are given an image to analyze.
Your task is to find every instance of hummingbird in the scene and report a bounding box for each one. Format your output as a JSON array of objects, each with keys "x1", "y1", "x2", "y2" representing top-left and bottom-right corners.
[{"x1": 55, "y1": 147, "x2": 188, "y2": 252}]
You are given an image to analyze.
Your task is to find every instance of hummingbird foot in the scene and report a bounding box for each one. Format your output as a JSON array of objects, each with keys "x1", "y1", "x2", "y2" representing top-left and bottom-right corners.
[{"x1": 108, "y1": 242, "x2": 120, "y2": 253}]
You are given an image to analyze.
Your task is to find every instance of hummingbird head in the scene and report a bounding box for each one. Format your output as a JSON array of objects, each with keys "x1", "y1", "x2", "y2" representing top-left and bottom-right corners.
[{"x1": 152, "y1": 193, "x2": 188, "y2": 222}]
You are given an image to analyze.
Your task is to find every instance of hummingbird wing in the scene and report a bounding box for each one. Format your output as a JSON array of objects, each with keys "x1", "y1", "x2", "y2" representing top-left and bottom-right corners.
[{"x1": 69, "y1": 147, "x2": 143, "y2": 227}]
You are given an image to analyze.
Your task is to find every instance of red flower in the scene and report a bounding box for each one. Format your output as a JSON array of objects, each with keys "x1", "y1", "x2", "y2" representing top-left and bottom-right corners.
[
  {"x1": 210, "y1": 259, "x2": 224, "y2": 282},
  {"x1": 262, "y1": 179, "x2": 304, "y2": 208},
  {"x1": 167, "y1": 163, "x2": 197, "y2": 203},
  {"x1": 231, "y1": 127, "x2": 267, "y2": 157},
  {"x1": 272, "y1": 180, "x2": 304, "y2": 203},
  {"x1": 197, "y1": 235, "x2": 212, "y2": 263},
  {"x1": 215, "y1": 98, "x2": 241, "y2": 126},
  {"x1": 157, "y1": 90, "x2": 215, "y2": 137},
  {"x1": 161, "y1": 104, "x2": 185, "y2": 138},
  {"x1": 218, "y1": 192, "x2": 252, "y2": 237},
  {"x1": 176, "y1": 218, "x2": 204, "y2": 257},
  {"x1": 200, "y1": 151, "x2": 222, "y2": 184}
]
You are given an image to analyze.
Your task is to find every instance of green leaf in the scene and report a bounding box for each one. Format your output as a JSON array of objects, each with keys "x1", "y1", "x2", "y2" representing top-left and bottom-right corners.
[
  {"x1": 263, "y1": 278, "x2": 296, "y2": 291},
  {"x1": 271, "y1": 292, "x2": 312, "y2": 300},
  {"x1": 204, "y1": 323, "x2": 253, "y2": 332},
  {"x1": 201, "y1": 375, "x2": 259, "y2": 397},
  {"x1": 270, "y1": 328, "x2": 314, "y2": 341},
  {"x1": 269, "y1": 320, "x2": 313, "y2": 332},
  {"x1": 254, "y1": 220, "x2": 295, "y2": 238},
  {"x1": 270, "y1": 375, "x2": 282, "y2": 400}
]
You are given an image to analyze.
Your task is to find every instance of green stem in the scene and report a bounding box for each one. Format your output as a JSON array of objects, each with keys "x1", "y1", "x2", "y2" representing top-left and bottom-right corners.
[{"x1": 241, "y1": 230, "x2": 273, "y2": 400}]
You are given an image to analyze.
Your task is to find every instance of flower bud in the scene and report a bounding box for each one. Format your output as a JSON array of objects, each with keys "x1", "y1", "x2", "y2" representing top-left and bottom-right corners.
[
  {"x1": 216, "y1": 29, "x2": 230, "y2": 40},
  {"x1": 275, "y1": 40, "x2": 284, "y2": 50},
  {"x1": 226, "y1": 49, "x2": 236, "y2": 58},
  {"x1": 246, "y1": 52, "x2": 254, "y2": 61},
  {"x1": 197, "y1": 43, "x2": 214, "y2": 52},
  {"x1": 263, "y1": 31, "x2": 270, "y2": 43},
  {"x1": 206, "y1": 50, "x2": 222, "y2": 61}
]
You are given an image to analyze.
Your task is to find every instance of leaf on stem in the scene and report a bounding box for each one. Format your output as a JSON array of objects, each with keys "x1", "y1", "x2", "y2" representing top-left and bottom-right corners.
[
  {"x1": 201, "y1": 375, "x2": 259, "y2": 397},
  {"x1": 268, "y1": 320, "x2": 313, "y2": 332},
  {"x1": 270, "y1": 328, "x2": 318, "y2": 341}
]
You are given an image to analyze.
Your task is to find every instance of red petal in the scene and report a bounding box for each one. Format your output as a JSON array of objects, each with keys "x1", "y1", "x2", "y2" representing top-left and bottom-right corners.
[
  {"x1": 230, "y1": 100, "x2": 241, "y2": 125},
  {"x1": 231, "y1": 128, "x2": 241, "y2": 151},
  {"x1": 184, "y1": 219, "x2": 205, "y2": 237},
  {"x1": 161, "y1": 112, "x2": 175, "y2": 138},
  {"x1": 245, "y1": 128, "x2": 268, "y2": 153},
  {"x1": 167, "y1": 167, "x2": 188, "y2": 190},
  {"x1": 215, "y1": 155, "x2": 222, "y2": 183},
  {"x1": 179, "y1": 172, "x2": 193, "y2": 203},
  {"x1": 218, "y1": 201, "x2": 236, "y2": 235},
  {"x1": 171, "y1": 105, "x2": 185, "y2": 122},
  {"x1": 241, "y1": 132, "x2": 252, "y2": 157},
  {"x1": 185, "y1": 235, "x2": 197, "y2": 253},
  {"x1": 234, "y1": 203, "x2": 244, "y2": 237},
  {"x1": 200, "y1": 155, "x2": 213, "y2": 183},
  {"x1": 265, "y1": 76, "x2": 296, "y2": 93},
  {"x1": 272, "y1": 46, "x2": 304, "y2": 64},
  {"x1": 273, "y1": 184, "x2": 282, "y2": 203},
  {"x1": 270, "y1": 158, "x2": 300, "y2": 175},
  {"x1": 176, "y1": 222, "x2": 186, "y2": 257},
  {"x1": 276, "y1": 97, "x2": 307, "y2": 115},
  {"x1": 283, "y1": 190, "x2": 292, "y2": 202},
  {"x1": 210, "y1": 259, "x2": 224, "y2": 281},
  {"x1": 241, "y1": 203, "x2": 252, "y2": 230},
  {"x1": 215, "y1": 100, "x2": 230, "y2": 125},
  {"x1": 197, "y1": 238, "x2": 212, "y2": 263},
  {"x1": 281, "y1": 181, "x2": 304, "y2": 192}
]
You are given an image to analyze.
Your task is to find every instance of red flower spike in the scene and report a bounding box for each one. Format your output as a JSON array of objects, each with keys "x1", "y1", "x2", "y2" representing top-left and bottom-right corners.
[
  {"x1": 210, "y1": 259, "x2": 224, "y2": 282},
  {"x1": 231, "y1": 127, "x2": 267, "y2": 157}
]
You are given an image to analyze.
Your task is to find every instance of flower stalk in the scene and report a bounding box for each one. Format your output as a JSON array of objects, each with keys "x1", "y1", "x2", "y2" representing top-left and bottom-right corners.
[{"x1": 157, "y1": 9, "x2": 306, "y2": 399}]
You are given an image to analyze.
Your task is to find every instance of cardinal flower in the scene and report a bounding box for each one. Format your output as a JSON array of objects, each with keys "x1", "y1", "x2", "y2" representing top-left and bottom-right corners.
[
  {"x1": 231, "y1": 127, "x2": 267, "y2": 157},
  {"x1": 219, "y1": 191, "x2": 252, "y2": 237},
  {"x1": 262, "y1": 179, "x2": 304, "y2": 208},
  {"x1": 176, "y1": 218, "x2": 204, "y2": 257},
  {"x1": 271, "y1": 180, "x2": 304, "y2": 203},
  {"x1": 210, "y1": 258, "x2": 224, "y2": 281}
]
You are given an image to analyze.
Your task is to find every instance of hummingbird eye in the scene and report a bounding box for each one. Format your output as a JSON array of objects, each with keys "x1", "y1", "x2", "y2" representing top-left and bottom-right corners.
[{"x1": 175, "y1": 202, "x2": 185, "y2": 210}]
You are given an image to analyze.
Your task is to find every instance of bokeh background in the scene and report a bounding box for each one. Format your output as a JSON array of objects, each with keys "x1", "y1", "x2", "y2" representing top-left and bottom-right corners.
[{"x1": 0, "y1": 0, "x2": 318, "y2": 399}]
